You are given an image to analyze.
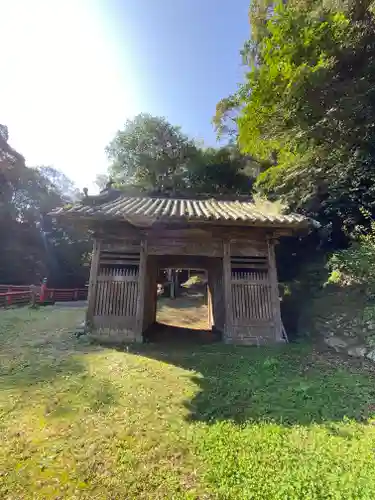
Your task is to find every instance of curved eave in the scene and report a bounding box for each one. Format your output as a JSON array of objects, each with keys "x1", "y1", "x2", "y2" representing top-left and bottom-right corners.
[{"x1": 49, "y1": 209, "x2": 311, "y2": 231}]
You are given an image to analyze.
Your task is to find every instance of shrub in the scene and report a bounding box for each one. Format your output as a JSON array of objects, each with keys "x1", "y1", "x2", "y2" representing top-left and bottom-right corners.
[{"x1": 327, "y1": 216, "x2": 375, "y2": 296}]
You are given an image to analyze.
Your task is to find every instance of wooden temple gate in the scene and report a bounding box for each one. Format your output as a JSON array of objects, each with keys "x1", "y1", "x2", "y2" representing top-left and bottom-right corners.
[
  {"x1": 86, "y1": 235, "x2": 283, "y2": 345},
  {"x1": 51, "y1": 192, "x2": 308, "y2": 345}
]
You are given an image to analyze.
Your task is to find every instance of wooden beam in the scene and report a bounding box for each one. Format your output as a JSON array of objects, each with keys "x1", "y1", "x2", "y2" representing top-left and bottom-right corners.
[
  {"x1": 223, "y1": 240, "x2": 233, "y2": 342},
  {"x1": 267, "y1": 238, "x2": 283, "y2": 340},
  {"x1": 147, "y1": 240, "x2": 223, "y2": 257},
  {"x1": 86, "y1": 238, "x2": 101, "y2": 326},
  {"x1": 135, "y1": 239, "x2": 148, "y2": 341}
]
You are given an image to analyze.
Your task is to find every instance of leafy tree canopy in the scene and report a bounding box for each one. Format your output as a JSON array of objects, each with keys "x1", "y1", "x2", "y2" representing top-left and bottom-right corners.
[
  {"x1": 107, "y1": 113, "x2": 199, "y2": 191},
  {"x1": 0, "y1": 125, "x2": 90, "y2": 286},
  {"x1": 106, "y1": 113, "x2": 256, "y2": 196},
  {"x1": 215, "y1": 0, "x2": 375, "y2": 235}
]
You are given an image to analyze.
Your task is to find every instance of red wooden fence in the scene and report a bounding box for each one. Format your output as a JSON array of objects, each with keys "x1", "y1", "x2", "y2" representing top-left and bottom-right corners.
[{"x1": 0, "y1": 284, "x2": 88, "y2": 309}]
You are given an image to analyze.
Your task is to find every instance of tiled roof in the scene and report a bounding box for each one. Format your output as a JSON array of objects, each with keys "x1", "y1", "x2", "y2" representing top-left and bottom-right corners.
[{"x1": 50, "y1": 192, "x2": 308, "y2": 228}]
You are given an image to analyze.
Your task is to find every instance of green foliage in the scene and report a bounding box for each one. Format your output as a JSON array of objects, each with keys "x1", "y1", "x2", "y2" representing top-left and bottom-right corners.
[
  {"x1": 252, "y1": 192, "x2": 287, "y2": 215},
  {"x1": 0, "y1": 126, "x2": 90, "y2": 286},
  {"x1": 106, "y1": 114, "x2": 256, "y2": 195},
  {"x1": 326, "y1": 268, "x2": 342, "y2": 285},
  {"x1": 213, "y1": 0, "x2": 375, "y2": 339},
  {"x1": 107, "y1": 113, "x2": 199, "y2": 191},
  {"x1": 216, "y1": 0, "x2": 375, "y2": 236},
  {"x1": 328, "y1": 218, "x2": 375, "y2": 295},
  {"x1": 2, "y1": 307, "x2": 375, "y2": 497},
  {"x1": 186, "y1": 145, "x2": 255, "y2": 195}
]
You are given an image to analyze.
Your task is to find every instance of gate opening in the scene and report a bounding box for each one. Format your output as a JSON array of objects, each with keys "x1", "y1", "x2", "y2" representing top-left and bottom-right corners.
[{"x1": 144, "y1": 266, "x2": 219, "y2": 343}]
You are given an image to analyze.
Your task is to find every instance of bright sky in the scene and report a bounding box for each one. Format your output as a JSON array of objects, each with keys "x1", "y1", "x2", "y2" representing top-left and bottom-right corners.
[{"x1": 0, "y1": 0, "x2": 249, "y2": 190}]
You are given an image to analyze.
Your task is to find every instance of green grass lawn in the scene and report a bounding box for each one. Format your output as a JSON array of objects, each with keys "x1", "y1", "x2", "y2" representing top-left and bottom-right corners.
[{"x1": 2, "y1": 306, "x2": 375, "y2": 498}]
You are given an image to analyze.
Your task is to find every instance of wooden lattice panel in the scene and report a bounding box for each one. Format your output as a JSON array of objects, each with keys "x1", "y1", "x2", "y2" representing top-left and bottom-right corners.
[
  {"x1": 94, "y1": 267, "x2": 139, "y2": 319},
  {"x1": 230, "y1": 255, "x2": 273, "y2": 327}
]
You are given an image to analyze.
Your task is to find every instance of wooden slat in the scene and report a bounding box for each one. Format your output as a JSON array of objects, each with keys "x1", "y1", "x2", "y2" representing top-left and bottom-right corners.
[
  {"x1": 133, "y1": 281, "x2": 138, "y2": 317},
  {"x1": 232, "y1": 283, "x2": 237, "y2": 323},
  {"x1": 258, "y1": 283, "x2": 264, "y2": 320},
  {"x1": 240, "y1": 278, "x2": 246, "y2": 320},
  {"x1": 231, "y1": 257, "x2": 267, "y2": 263},
  {"x1": 135, "y1": 240, "x2": 147, "y2": 337},
  {"x1": 257, "y1": 284, "x2": 263, "y2": 320},
  {"x1": 230, "y1": 265, "x2": 274, "y2": 327},
  {"x1": 100, "y1": 259, "x2": 140, "y2": 266},
  {"x1": 244, "y1": 280, "x2": 250, "y2": 321},
  {"x1": 223, "y1": 241, "x2": 232, "y2": 340},
  {"x1": 120, "y1": 276, "x2": 126, "y2": 316},
  {"x1": 230, "y1": 263, "x2": 268, "y2": 270},
  {"x1": 126, "y1": 279, "x2": 133, "y2": 318},
  {"x1": 231, "y1": 278, "x2": 269, "y2": 285},
  {"x1": 267, "y1": 239, "x2": 282, "y2": 340},
  {"x1": 98, "y1": 278, "x2": 104, "y2": 316},
  {"x1": 232, "y1": 320, "x2": 275, "y2": 327},
  {"x1": 102, "y1": 268, "x2": 109, "y2": 316},
  {"x1": 97, "y1": 274, "x2": 139, "y2": 282},
  {"x1": 112, "y1": 280, "x2": 117, "y2": 316},
  {"x1": 100, "y1": 251, "x2": 140, "y2": 257}
]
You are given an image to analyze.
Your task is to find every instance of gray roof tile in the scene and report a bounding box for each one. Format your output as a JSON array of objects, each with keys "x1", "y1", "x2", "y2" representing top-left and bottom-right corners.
[{"x1": 50, "y1": 193, "x2": 309, "y2": 228}]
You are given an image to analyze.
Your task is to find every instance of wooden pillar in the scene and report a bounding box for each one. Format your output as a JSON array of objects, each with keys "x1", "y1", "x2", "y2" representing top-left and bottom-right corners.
[
  {"x1": 167, "y1": 269, "x2": 178, "y2": 299},
  {"x1": 142, "y1": 255, "x2": 158, "y2": 331},
  {"x1": 267, "y1": 238, "x2": 283, "y2": 340},
  {"x1": 173, "y1": 270, "x2": 179, "y2": 298},
  {"x1": 150, "y1": 258, "x2": 158, "y2": 326},
  {"x1": 135, "y1": 239, "x2": 147, "y2": 342},
  {"x1": 86, "y1": 238, "x2": 101, "y2": 326},
  {"x1": 223, "y1": 240, "x2": 232, "y2": 342}
]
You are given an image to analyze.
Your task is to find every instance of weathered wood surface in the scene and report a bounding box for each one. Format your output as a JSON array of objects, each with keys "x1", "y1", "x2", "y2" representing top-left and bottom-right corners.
[
  {"x1": 231, "y1": 275, "x2": 273, "y2": 324},
  {"x1": 208, "y1": 259, "x2": 225, "y2": 333},
  {"x1": 156, "y1": 255, "x2": 216, "y2": 270},
  {"x1": 147, "y1": 240, "x2": 224, "y2": 257},
  {"x1": 226, "y1": 261, "x2": 276, "y2": 344},
  {"x1": 96, "y1": 223, "x2": 270, "y2": 257},
  {"x1": 267, "y1": 239, "x2": 283, "y2": 341},
  {"x1": 95, "y1": 222, "x2": 271, "y2": 239},
  {"x1": 86, "y1": 239, "x2": 101, "y2": 324},
  {"x1": 86, "y1": 223, "x2": 284, "y2": 346},
  {"x1": 135, "y1": 240, "x2": 148, "y2": 339},
  {"x1": 101, "y1": 241, "x2": 141, "y2": 253},
  {"x1": 223, "y1": 241, "x2": 232, "y2": 342},
  {"x1": 229, "y1": 325, "x2": 279, "y2": 345},
  {"x1": 94, "y1": 268, "x2": 138, "y2": 318},
  {"x1": 230, "y1": 256, "x2": 268, "y2": 269},
  {"x1": 143, "y1": 256, "x2": 158, "y2": 331},
  {"x1": 102, "y1": 240, "x2": 268, "y2": 258}
]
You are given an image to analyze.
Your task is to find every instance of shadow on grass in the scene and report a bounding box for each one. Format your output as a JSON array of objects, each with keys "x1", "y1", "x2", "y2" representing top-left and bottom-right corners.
[
  {"x1": 0, "y1": 325, "x2": 121, "y2": 416},
  {"x1": 0, "y1": 353, "x2": 86, "y2": 390},
  {"x1": 127, "y1": 339, "x2": 375, "y2": 426},
  {"x1": 0, "y1": 339, "x2": 120, "y2": 417},
  {"x1": 144, "y1": 322, "x2": 218, "y2": 343}
]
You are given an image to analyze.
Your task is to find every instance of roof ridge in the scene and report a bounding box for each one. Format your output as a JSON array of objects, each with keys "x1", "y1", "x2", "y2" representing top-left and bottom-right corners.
[
  {"x1": 49, "y1": 192, "x2": 310, "y2": 229},
  {"x1": 82, "y1": 188, "x2": 255, "y2": 203}
]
